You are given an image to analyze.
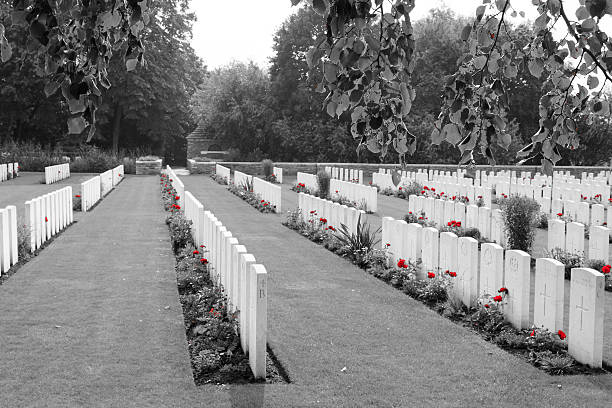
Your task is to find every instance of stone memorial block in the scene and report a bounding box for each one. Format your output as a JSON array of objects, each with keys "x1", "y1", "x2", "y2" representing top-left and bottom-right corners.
[
  {"x1": 491, "y1": 209, "x2": 504, "y2": 245},
  {"x1": 551, "y1": 199, "x2": 563, "y2": 215},
  {"x1": 456, "y1": 237, "x2": 479, "y2": 307},
  {"x1": 25, "y1": 201, "x2": 36, "y2": 253},
  {"x1": 421, "y1": 227, "x2": 439, "y2": 278},
  {"x1": 480, "y1": 243, "x2": 504, "y2": 296},
  {"x1": 6, "y1": 206, "x2": 18, "y2": 266},
  {"x1": 504, "y1": 250, "x2": 531, "y2": 330},
  {"x1": 478, "y1": 207, "x2": 491, "y2": 239},
  {"x1": 591, "y1": 204, "x2": 605, "y2": 226},
  {"x1": 249, "y1": 264, "x2": 268, "y2": 379},
  {"x1": 405, "y1": 223, "x2": 422, "y2": 262},
  {"x1": 0, "y1": 209, "x2": 10, "y2": 273},
  {"x1": 416, "y1": 196, "x2": 426, "y2": 215},
  {"x1": 330, "y1": 203, "x2": 342, "y2": 230},
  {"x1": 534, "y1": 258, "x2": 565, "y2": 332},
  {"x1": 547, "y1": 219, "x2": 566, "y2": 252},
  {"x1": 588, "y1": 226, "x2": 609, "y2": 263},
  {"x1": 34, "y1": 198, "x2": 42, "y2": 249},
  {"x1": 231, "y1": 244, "x2": 247, "y2": 313},
  {"x1": 381, "y1": 217, "x2": 394, "y2": 250},
  {"x1": 439, "y1": 232, "x2": 458, "y2": 273},
  {"x1": 568, "y1": 268, "x2": 605, "y2": 368},
  {"x1": 220, "y1": 230, "x2": 232, "y2": 285},
  {"x1": 434, "y1": 199, "x2": 445, "y2": 227},
  {"x1": 577, "y1": 202, "x2": 590, "y2": 225},
  {"x1": 408, "y1": 195, "x2": 417, "y2": 215},
  {"x1": 239, "y1": 253, "x2": 257, "y2": 353},
  {"x1": 563, "y1": 200, "x2": 577, "y2": 220},
  {"x1": 454, "y1": 202, "x2": 466, "y2": 225},
  {"x1": 424, "y1": 197, "x2": 435, "y2": 220},
  {"x1": 444, "y1": 200, "x2": 455, "y2": 223},
  {"x1": 466, "y1": 205, "x2": 479, "y2": 229},
  {"x1": 565, "y1": 222, "x2": 585, "y2": 256}
]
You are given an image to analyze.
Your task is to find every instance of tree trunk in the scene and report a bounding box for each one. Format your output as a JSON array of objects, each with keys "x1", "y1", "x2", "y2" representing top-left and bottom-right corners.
[{"x1": 112, "y1": 104, "x2": 122, "y2": 154}]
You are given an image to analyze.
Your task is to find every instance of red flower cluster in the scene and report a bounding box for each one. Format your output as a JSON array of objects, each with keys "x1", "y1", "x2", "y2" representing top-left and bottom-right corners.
[
  {"x1": 421, "y1": 190, "x2": 425, "y2": 194},
  {"x1": 530, "y1": 330, "x2": 536, "y2": 337},
  {"x1": 484, "y1": 304, "x2": 490, "y2": 309},
  {"x1": 558, "y1": 330, "x2": 566, "y2": 340},
  {"x1": 328, "y1": 226, "x2": 336, "y2": 232},
  {"x1": 193, "y1": 250, "x2": 200, "y2": 255},
  {"x1": 297, "y1": 183, "x2": 306, "y2": 188},
  {"x1": 175, "y1": 196, "x2": 180, "y2": 200},
  {"x1": 319, "y1": 218, "x2": 327, "y2": 224},
  {"x1": 45, "y1": 217, "x2": 48, "y2": 222},
  {"x1": 310, "y1": 210, "x2": 316, "y2": 214},
  {"x1": 200, "y1": 258, "x2": 208, "y2": 264},
  {"x1": 445, "y1": 270, "x2": 457, "y2": 277},
  {"x1": 447, "y1": 220, "x2": 462, "y2": 227},
  {"x1": 601, "y1": 265, "x2": 611, "y2": 274},
  {"x1": 477, "y1": 195, "x2": 483, "y2": 199},
  {"x1": 397, "y1": 259, "x2": 407, "y2": 269},
  {"x1": 424, "y1": 186, "x2": 430, "y2": 191},
  {"x1": 498, "y1": 287, "x2": 508, "y2": 294},
  {"x1": 171, "y1": 204, "x2": 181, "y2": 210},
  {"x1": 493, "y1": 295, "x2": 503, "y2": 302},
  {"x1": 427, "y1": 272, "x2": 436, "y2": 279}
]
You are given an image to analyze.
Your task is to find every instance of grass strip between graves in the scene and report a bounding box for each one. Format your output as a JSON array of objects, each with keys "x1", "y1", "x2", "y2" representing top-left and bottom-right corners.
[
  {"x1": 282, "y1": 208, "x2": 610, "y2": 376},
  {"x1": 160, "y1": 174, "x2": 288, "y2": 385}
]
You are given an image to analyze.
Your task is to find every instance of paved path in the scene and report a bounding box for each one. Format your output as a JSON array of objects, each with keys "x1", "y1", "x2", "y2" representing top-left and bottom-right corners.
[{"x1": 184, "y1": 175, "x2": 612, "y2": 407}]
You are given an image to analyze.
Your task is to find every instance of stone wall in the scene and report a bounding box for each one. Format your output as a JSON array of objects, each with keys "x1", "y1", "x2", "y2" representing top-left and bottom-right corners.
[
  {"x1": 136, "y1": 159, "x2": 162, "y2": 175},
  {"x1": 186, "y1": 161, "x2": 611, "y2": 179}
]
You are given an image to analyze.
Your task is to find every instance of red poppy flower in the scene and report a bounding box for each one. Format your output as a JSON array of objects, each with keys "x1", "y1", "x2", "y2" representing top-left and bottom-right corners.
[
  {"x1": 424, "y1": 186, "x2": 429, "y2": 190},
  {"x1": 493, "y1": 295, "x2": 503, "y2": 302},
  {"x1": 498, "y1": 287, "x2": 508, "y2": 294},
  {"x1": 397, "y1": 259, "x2": 406, "y2": 268},
  {"x1": 193, "y1": 250, "x2": 199, "y2": 255},
  {"x1": 427, "y1": 272, "x2": 435, "y2": 279},
  {"x1": 447, "y1": 222, "x2": 452, "y2": 227},
  {"x1": 421, "y1": 190, "x2": 425, "y2": 194},
  {"x1": 601, "y1": 265, "x2": 611, "y2": 274},
  {"x1": 399, "y1": 187, "x2": 402, "y2": 190},
  {"x1": 175, "y1": 196, "x2": 180, "y2": 200},
  {"x1": 530, "y1": 330, "x2": 535, "y2": 337},
  {"x1": 45, "y1": 217, "x2": 48, "y2": 222},
  {"x1": 432, "y1": 188, "x2": 436, "y2": 192},
  {"x1": 558, "y1": 330, "x2": 566, "y2": 340},
  {"x1": 200, "y1": 258, "x2": 208, "y2": 264},
  {"x1": 449, "y1": 271, "x2": 457, "y2": 277},
  {"x1": 310, "y1": 210, "x2": 316, "y2": 214},
  {"x1": 261, "y1": 200, "x2": 265, "y2": 203},
  {"x1": 386, "y1": 243, "x2": 391, "y2": 247},
  {"x1": 200, "y1": 245, "x2": 206, "y2": 248},
  {"x1": 484, "y1": 304, "x2": 490, "y2": 309},
  {"x1": 557, "y1": 213, "x2": 563, "y2": 217},
  {"x1": 320, "y1": 218, "x2": 327, "y2": 224},
  {"x1": 264, "y1": 203, "x2": 269, "y2": 206},
  {"x1": 75, "y1": 195, "x2": 81, "y2": 198},
  {"x1": 175, "y1": 205, "x2": 181, "y2": 209},
  {"x1": 329, "y1": 226, "x2": 336, "y2": 231},
  {"x1": 408, "y1": 212, "x2": 412, "y2": 215},
  {"x1": 456, "y1": 221, "x2": 461, "y2": 227}
]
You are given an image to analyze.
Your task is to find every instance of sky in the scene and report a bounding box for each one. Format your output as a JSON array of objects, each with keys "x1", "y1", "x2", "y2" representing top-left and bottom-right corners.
[{"x1": 189, "y1": 0, "x2": 586, "y2": 69}]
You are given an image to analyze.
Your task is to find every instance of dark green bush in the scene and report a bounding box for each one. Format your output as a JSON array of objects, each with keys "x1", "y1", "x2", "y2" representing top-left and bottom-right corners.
[
  {"x1": 500, "y1": 196, "x2": 540, "y2": 252},
  {"x1": 262, "y1": 159, "x2": 273, "y2": 177},
  {"x1": 316, "y1": 170, "x2": 331, "y2": 199}
]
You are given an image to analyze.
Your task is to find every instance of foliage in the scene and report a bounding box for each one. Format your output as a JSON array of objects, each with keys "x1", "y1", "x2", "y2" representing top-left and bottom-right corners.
[
  {"x1": 210, "y1": 173, "x2": 228, "y2": 185},
  {"x1": 1, "y1": 0, "x2": 151, "y2": 140},
  {"x1": 166, "y1": 212, "x2": 194, "y2": 255},
  {"x1": 316, "y1": 169, "x2": 331, "y2": 199},
  {"x1": 401, "y1": 180, "x2": 423, "y2": 197},
  {"x1": 547, "y1": 248, "x2": 584, "y2": 279},
  {"x1": 17, "y1": 220, "x2": 30, "y2": 259},
  {"x1": 537, "y1": 212, "x2": 549, "y2": 229},
  {"x1": 500, "y1": 195, "x2": 540, "y2": 252},
  {"x1": 73, "y1": 195, "x2": 82, "y2": 212},
  {"x1": 330, "y1": 193, "x2": 370, "y2": 213},
  {"x1": 262, "y1": 159, "x2": 274, "y2": 177},
  {"x1": 402, "y1": 271, "x2": 453, "y2": 305},
  {"x1": 228, "y1": 182, "x2": 277, "y2": 213},
  {"x1": 335, "y1": 215, "x2": 381, "y2": 267},
  {"x1": 440, "y1": 225, "x2": 482, "y2": 241}
]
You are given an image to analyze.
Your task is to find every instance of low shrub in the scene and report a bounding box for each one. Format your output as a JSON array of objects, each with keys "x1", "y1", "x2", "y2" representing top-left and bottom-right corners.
[
  {"x1": 166, "y1": 212, "x2": 194, "y2": 255},
  {"x1": 500, "y1": 196, "x2": 540, "y2": 252},
  {"x1": 335, "y1": 215, "x2": 381, "y2": 267},
  {"x1": 546, "y1": 248, "x2": 584, "y2": 279},
  {"x1": 402, "y1": 181, "x2": 423, "y2": 197},
  {"x1": 73, "y1": 194, "x2": 82, "y2": 211},
  {"x1": 262, "y1": 159, "x2": 273, "y2": 178},
  {"x1": 228, "y1": 182, "x2": 276, "y2": 213},
  {"x1": 537, "y1": 212, "x2": 549, "y2": 229},
  {"x1": 316, "y1": 170, "x2": 331, "y2": 199},
  {"x1": 210, "y1": 173, "x2": 228, "y2": 185},
  {"x1": 17, "y1": 221, "x2": 31, "y2": 259}
]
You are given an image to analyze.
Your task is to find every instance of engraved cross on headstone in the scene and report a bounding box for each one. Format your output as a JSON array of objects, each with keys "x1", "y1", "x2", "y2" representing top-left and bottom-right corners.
[
  {"x1": 539, "y1": 282, "x2": 552, "y2": 317},
  {"x1": 576, "y1": 295, "x2": 589, "y2": 331}
]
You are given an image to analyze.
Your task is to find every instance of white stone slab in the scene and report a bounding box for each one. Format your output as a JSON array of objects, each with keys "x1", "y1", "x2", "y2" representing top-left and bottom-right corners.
[
  {"x1": 565, "y1": 222, "x2": 585, "y2": 256},
  {"x1": 503, "y1": 250, "x2": 531, "y2": 330},
  {"x1": 588, "y1": 226, "x2": 609, "y2": 263},
  {"x1": 547, "y1": 219, "x2": 566, "y2": 252},
  {"x1": 534, "y1": 258, "x2": 565, "y2": 332},
  {"x1": 480, "y1": 243, "x2": 504, "y2": 296},
  {"x1": 439, "y1": 232, "x2": 458, "y2": 273},
  {"x1": 456, "y1": 237, "x2": 479, "y2": 307}
]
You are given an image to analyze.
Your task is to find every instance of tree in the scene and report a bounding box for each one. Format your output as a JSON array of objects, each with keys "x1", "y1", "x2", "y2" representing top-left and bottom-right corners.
[
  {"x1": 294, "y1": 0, "x2": 612, "y2": 173},
  {"x1": 93, "y1": 0, "x2": 205, "y2": 160}
]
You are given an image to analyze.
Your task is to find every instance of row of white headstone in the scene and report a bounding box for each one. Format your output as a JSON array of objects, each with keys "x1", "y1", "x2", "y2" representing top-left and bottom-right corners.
[
  {"x1": 253, "y1": 177, "x2": 282, "y2": 213},
  {"x1": 234, "y1": 170, "x2": 252, "y2": 188},
  {"x1": 166, "y1": 166, "x2": 185, "y2": 209},
  {"x1": 296, "y1": 172, "x2": 319, "y2": 193},
  {"x1": 408, "y1": 195, "x2": 505, "y2": 244},
  {"x1": 80, "y1": 165, "x2": 126, "y2": 212},
  {"x1": 548, "y1": 220, "x2": 610, "y2": 262},
  {"x1": 0, "y1": 206, "x2": 18, "y2": 275},
  {"x1": 25, "y1": 187, "x2": 74, "y2": 254},
  {"x1": 215, "y1": 164, "x2": 231, "y2": 184},
  {"x1": 550, "y1": 199, "x2": 608, "y2": 227},
  {"x1": 330, "y1": 178, "x2": 377, "y2": 213},
  {"x1": 298, "y1": 192, "x2": 364, "y2": 235},
  {"x1": 325, "y1": 166, "x2": 364, "y2": 184},
  {"x1": 382, "y1": 215, "x2": 605, "y2": 368},
  {"x1": 44, "y1": 163, "x2": 70, "y2": 184},
  {"x1": 182, "y1": 189, "x2": 268, "y2": 379},
  {"x1": 0, "y1": 163, "x2": 18, "y2": 182},
  {"x1": 273, "y1": 166, "x2": 284, "y2": 184}
]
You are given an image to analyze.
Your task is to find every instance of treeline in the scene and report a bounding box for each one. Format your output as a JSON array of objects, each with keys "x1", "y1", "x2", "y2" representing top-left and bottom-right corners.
[{"x1": 191, "y1": 7, "x2": 612, "y2": 166}]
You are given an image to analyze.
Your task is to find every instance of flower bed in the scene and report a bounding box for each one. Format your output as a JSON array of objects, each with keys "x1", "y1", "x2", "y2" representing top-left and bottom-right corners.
[
  {"x1": 329, "y1": 191, "x2": 373, "y2": 213},
  {"x1": 282, "y1": 209, "x2": 605, "y2": 375},
  {"x1": 160, "y1": 174, "x2": 286, "y2": 384},
  {"x1": 228, "y1": 182, "x2": 276, "y2": 213},
  {"x1": 210, "y1": 173, "x2": 229, "y2": 185}
]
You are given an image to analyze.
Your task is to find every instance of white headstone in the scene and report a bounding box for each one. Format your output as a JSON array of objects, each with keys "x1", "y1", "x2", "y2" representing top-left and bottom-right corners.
[
  {"x1": 479, "y1": 243, "x2": 504, "y2": 296},
  {"x1": 547, "y1": 219, "x2": 566, "y2": 252},
  {"x1": 565, "y1": 222, "x2": 585, "y2": 256},
  {"x1": 456, "y1": 237, "x2": 479, "y2": 307},
  {"x1": 421, "y1": 227, "x2": 439, "y2": 279},
  {"x1": 503, "y1": 250, "x2": 531, "y2": 330},
  {"x1": 534, "y1": 258, "x2": 565, "y2": 332},
  {"x1": 478, "y1": 207, "x2": 491, "y2": 239},
  {"x1": 405, "y1": 223, "x2": 422, "y2": 262},
  {"x1": 568, "y1": 268, "x2": 605, "y2": 368},
  {"x1": 439, "y1": 232, "x2": 458, "y2": 273},
  {"x1": 588, "y1": 226, "x2": 609, "y2": 263}
]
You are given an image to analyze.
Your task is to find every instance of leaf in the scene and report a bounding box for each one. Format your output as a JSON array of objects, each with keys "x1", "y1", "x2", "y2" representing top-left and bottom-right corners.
[
  {"x1": 323, "y1": 61, "x2": 338, "y2": 83},
  {"x1": 126, "y1": 58, "x2": 138, "y2": 71},
  {"x1": 528, "y1": 59, "x2": 544, "y2": 78},
  {"x1": 473, "y1": 55, "x2": 487, "y2": 70},
  {"x1": 400, "y1": 83, "x2": 412, "y2": 115},
  {"x1": 535, "y1": 13, "x2": 549, "y2": 28},
  {"x1": 497, "y1": 132, "x2": 512, "y2": 150},
  {"x1": 326, "y1": 101, "x2": 338, "y2": 117},
  {"x1": 475, "y1": 5, "x2": 486, "y2": 21},
  {"x1": 44, "y1": 80, "x2": 62, "y2": 97},
  {"x1": 67, "y1": 116, "x2": 87, "y2": 134},
  {"x1": 441, "y1": 124, "x2": 461, "y2": 145},
  {"x1": 504, "y1": 63, "x2": 518, "y2": 78},
  {"x1": 585, "y1": 0, "x2": 607, "y2": 18},
  {"x1": 313, "y1": 0, "x2": 327, "y2": 15},
  {"x1": 581, "y1": 18, "x2": 597, "y2": 32},
  {"x1": 366, "y1": 137, "x2": 381, "y2": 153},
  {"x1": 587, "y1": 75, "x2": 599, "y2": 89},
  {"x1": 431, "y1": 126, "x2": 443, "y2": 145},
  {"x1": 576, "y1": 6, "x2": 590, "y2": 20},
  {"x1": 461, "y1": 24, "x2": 472, "y2": 41},
  {"x1": 0, "y1": 24, "x2": 11, "y2": 63}
]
